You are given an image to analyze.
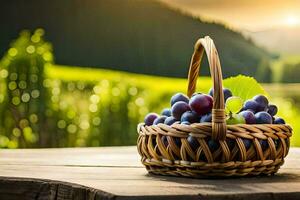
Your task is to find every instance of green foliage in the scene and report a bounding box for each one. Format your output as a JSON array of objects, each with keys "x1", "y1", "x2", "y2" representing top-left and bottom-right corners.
[
  {"x1": 270, "y1": 54, "x2": 300, "y2": 83},
  {"x1": 0, "y1": 29, "x2": 211, "y2": 148},
  {"x1": 263, "y1": 84, "x2": 300, "y2": 146},
  {"x1": 0, "y1": 29, "x2": 54, "y2": 148},
  {"x1": 255, "y1": 58, "x2": 273, "y2": 83},
  {"x1": 1, "y1": 0, "x2": 271, "y2": 81},
  {"x1": 0, "y1": 31, "x2": 299, "y2": 148},
  {"x1": 44, "y1": 65, "x2": 212, "y2": 147},
  {"x1": 224, "y1": 75, "x2": 267, "y2": 101},
  {"x1": 273, "y1": 98, "x2": 300, "y2": 147},
  {"x1": 281, "y1": 62, "x2": 300, "y2": 83}
]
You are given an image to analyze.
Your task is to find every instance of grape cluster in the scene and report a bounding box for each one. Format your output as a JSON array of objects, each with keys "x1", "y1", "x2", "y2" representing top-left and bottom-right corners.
[
  {"x1": 144, "y1": 89, "x2": 286, "y2": 126},
  {"x1": 142, "y1": 89, "x2": 286, "y2": 155},
  {"x1": 227, "y1": 94, "x2": 285, "y2": 125},
  {"x1": 144, "y1": 91, "x2": 215, "y2": 126}
]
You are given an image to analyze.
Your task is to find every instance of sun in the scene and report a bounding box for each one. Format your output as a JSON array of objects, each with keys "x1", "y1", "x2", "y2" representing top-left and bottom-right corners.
[{"x1": 285, "y1": 16, "x2": 299, "y2": 26}]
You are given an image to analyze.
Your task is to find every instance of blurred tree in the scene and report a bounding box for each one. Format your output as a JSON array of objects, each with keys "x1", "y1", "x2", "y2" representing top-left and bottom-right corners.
[
  {"x1": 256, "y1": 58, "x2": 272, "y2": 83},
  {"x1": 281, "y1": 62, "x2": 300, "y2": 83},
  {"x1": 0, "y1": 29, "x2": 54, "y2": 148}
]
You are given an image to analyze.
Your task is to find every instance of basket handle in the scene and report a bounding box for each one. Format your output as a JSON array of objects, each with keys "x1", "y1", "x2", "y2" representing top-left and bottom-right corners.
[{"x1": 187, "y1": 36, "x2": 227, "y2": 140}]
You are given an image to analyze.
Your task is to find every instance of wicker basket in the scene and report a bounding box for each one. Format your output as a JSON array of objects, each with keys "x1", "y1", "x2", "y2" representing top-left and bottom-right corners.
[{"x1": 137, "y1": 36, "x2": 292, "y2": 177}]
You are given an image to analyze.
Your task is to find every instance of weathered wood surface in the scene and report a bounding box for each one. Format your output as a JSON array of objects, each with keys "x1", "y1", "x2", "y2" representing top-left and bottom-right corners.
[{"x1": 0, "y1": 147, "x2": 300, "y2": 200}]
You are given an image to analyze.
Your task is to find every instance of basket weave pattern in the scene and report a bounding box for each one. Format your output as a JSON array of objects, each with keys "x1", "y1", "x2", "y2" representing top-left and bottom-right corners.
[{"x1": 137, "y1": 36, "x2": 292, "y2": 177}]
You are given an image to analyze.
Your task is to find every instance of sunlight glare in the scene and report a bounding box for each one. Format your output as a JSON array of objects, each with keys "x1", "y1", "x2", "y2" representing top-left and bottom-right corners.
[{"x1": 285, "y1": 15, "x2": 299, "y2": 26}]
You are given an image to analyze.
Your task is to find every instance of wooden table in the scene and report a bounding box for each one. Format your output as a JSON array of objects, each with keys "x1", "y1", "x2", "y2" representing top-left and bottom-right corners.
[{"x1": 0, "y1": 146, "x2": 299, "y2": 200}]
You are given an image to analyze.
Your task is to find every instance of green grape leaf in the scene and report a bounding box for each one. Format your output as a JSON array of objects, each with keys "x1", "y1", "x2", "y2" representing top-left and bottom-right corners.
[{"x1": 223, "y1": 75, "x2": 267, "y2": 101}]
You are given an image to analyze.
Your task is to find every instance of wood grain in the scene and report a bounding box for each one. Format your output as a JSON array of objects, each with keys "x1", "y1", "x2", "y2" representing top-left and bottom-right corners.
[{"x1": 0, "y1": 146, "x2": 300, "y2": 200}]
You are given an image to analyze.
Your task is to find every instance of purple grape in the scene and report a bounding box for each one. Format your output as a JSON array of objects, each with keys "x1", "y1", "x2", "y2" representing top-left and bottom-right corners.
[
  {"x1": 223, "y1": 88, "x2": 233, "y2": 101},
  {"x1": 164, "y1": 116, "x2": 178, "y2": 125},
  {"x1": 253, "y1": 95, "x2": 269, "y2": 112},
  {"x1": 208, "y1": 139, "x2": 219, "y2": 151},
  {"x1": 243, "y1": 139, "x2": 252, "y2": 150},
  {"x1": 273, "y1": 139, "x2": 280, "y2": 148},
  {"x1": 181, "y1": 121, "x2": 191, "y2": 125},
  {"x1": 209, "y1": 88, "x2": 233, "y2": 101},
  {"x1": 180, "y1": 111, "x2": 199, "y2": 123},
  {"x1": 200, "y1": 113, "x2": 212, "y2": 123},
  {"x1": 255, "y1": 111, "x2": 272, "y2": 124},
  {"x1": 260, "y1": 140, "x2": 268, "y2": 151},
  {"x1": 189, "y1": 94, "x2": 213, "y2": 115},
  {"x1": 246, "y1": 109, "x2": 256, "y2": 113},
  {"x1": 243, "y1": 100, "x2": 259, "y2": 113},
  {"x1": 161, "y1": 136, "x2": 168, "y2": 147},
  {"x1": 144, "y1": 113, "x2": 159, "y2": 126},
  {"x1": 161, "y1": 108, "x2": 171, "y2": 117},
  {"x1": 171, "y1": 101, "x2": 191, "y2": 119},
  {"x1": 199, "y1": 152, "x2": 207, "y2": 161},
  {"x1": 226, "y1": 139, "x2": 235, "y2": 149},
  {"x1": 152, "y1": 137, "x2": 156, "y2": 147},
  {"x1": 239, "y1": 110, "x2": 256, "y2": 124},
  {"x1": 274, "y1": 117, "x2": 285, "y2": 124},
  {"x1": 267, "y1": 104, "x2": 278, "y2": 116},
  {"x1": 187, "y1": 136, "x2": 199, "y2": 150},
  {"x1": 153, "y1": 116, "x2": 167, "y2": 125},
  {"x1": 272, "y1": 116, "x2": 275, "y2": 122},
  {"x1": 192, "y1": 92, "x2": 202, "y2": 97},
  {"x1": 174, "y1": 137, "x2": 182, "y2": 147},
  {"x1": 170, "y1": 93, "x2": 189, "y2": 106}
]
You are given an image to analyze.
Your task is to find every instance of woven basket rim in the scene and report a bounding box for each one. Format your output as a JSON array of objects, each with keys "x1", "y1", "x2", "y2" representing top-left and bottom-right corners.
[
  {"x1": 138, "y1": 122, "x2": 292, "y2": 132},
  {"x1": 138, "y1": 122, "x2": 292, "y2": 138}
]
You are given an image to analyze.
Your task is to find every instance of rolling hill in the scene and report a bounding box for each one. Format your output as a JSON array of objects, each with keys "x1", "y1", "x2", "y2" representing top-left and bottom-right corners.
[
  {"x1": 244, "y1": 26, "x2": 300, "y2": 54},
  {"x1": 0, "y1": 0, "x2": 271, "y2": 79}
]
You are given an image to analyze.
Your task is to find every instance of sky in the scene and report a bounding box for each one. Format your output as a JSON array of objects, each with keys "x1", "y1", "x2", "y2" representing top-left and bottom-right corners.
[{"x1": 159, "y1": 0, "x2": 300, "y2": 31}]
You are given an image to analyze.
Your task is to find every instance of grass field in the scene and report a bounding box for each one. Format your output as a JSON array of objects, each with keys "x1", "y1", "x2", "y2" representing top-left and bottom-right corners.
[
  {"x1": 47, "y1": 64, "x2": 300, "y2": 146},
  {"x1": 46, "y1": 64, "x2": 213, "y2": 96}
]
